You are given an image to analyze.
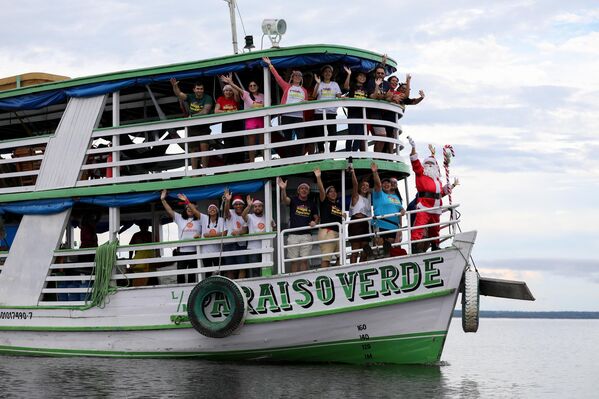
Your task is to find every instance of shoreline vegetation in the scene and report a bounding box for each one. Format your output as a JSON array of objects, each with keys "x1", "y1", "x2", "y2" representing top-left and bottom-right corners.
[{"x1": 453, "y1": 310, "x2": 599, "y2": 319}]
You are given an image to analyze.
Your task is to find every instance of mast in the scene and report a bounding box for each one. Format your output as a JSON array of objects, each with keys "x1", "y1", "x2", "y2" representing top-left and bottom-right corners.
[{"x1": 224, "y1": 0, "x2": 239, "y2": 54}]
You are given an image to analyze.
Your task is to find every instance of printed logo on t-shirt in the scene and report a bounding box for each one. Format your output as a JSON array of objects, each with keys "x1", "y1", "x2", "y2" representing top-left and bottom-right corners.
[
  {"x1": 295, "y1": 205, "x2": 312, "y2": 217},
  {"x1": 288, "y1": 88, "x2": 305, "y2": 100},
  {"x1": 387, "y1": 195, "x2": 401, "y2": 205},
  {"x1": 354, "y1": 89, "x2": 367, "y2": 99},
  {"x1": 321, "y1": 87, "x2": 335, "y2": 99},
  {"x1": 236, "y1": 221, "x2": 242, "y2": 229},
  {"x1": 331, "y1": 205, "x2": 343, "y2": 217},
  {"x1": 222, "y1": 104, "x2": 237, "y2": 112},
  {"x1": 186, "y1": 222, "x2": 194, "y2": 228},
  {"x1": 257, "y1": 222, "x2": 266, "y2": 231}
]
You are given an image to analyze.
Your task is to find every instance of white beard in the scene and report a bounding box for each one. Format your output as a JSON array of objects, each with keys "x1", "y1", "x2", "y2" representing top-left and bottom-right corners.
[{"x1": 423, "y1": 163, "x2": 441, "y2": 180}]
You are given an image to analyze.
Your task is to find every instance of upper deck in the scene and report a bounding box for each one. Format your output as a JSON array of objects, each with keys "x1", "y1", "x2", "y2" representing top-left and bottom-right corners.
[{"x1": 0, "y1": 44, "x2": 407, "y2": 204}]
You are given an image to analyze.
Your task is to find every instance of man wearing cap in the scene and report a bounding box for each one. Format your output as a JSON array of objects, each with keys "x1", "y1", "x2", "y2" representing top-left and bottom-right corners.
[
  {"x1": 371, "y1": 162, "x2": 405, "y2": 257},
  {"x1": 278, "y1": 177, "x2": 319, "y2": 272},
  {"x1": 223, "y1": 189, "x2": 248, "y2": 279},
  {"x1": 408, "y1": 137, "x2": 458, "y2": 253},
  {"x1": 242, "y1": 195, "x2": 268, "y2": 277},
  {"x1": 313, "y1": 65, "x2": 343, "y2": 153}
]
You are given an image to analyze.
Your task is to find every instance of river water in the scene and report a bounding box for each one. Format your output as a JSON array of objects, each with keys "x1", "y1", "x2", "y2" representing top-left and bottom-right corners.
[{"x1": 0, "y1": 318, "x2": 596, "y2": 398}]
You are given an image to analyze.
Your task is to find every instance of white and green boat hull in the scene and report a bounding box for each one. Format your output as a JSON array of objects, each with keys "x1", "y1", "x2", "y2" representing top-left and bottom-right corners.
[{"x1": 0, "y1": 232, "x2": 475, "y2": 364}]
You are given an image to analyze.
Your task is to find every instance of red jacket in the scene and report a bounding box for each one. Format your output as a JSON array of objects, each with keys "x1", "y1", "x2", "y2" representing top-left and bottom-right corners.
[{"x1": 410, "y1": 153, "x2": 451, "y2": 215}]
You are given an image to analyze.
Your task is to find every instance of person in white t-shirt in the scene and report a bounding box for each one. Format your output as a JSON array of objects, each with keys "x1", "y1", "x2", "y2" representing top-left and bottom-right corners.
[
  {"x1": 199, "y1": 202, "x2": 227, "y2": 269},
  {"x1": 242, "y1": 195, "x2": 268, "y2": 277},
  {"x1": 312, "y1": 65, "x2": 342, "y2": 153},
  {"x1": 160, "y1": 189, "x2": 201, "y2": 284},
  {"x1": 222, "y1": 189, "x2": 248, "y2": 279}
]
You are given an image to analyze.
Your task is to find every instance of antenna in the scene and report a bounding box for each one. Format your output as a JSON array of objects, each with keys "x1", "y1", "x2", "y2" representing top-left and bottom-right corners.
[{"x1": 224, "y1": 0, "x2": 239, "y2": 54}]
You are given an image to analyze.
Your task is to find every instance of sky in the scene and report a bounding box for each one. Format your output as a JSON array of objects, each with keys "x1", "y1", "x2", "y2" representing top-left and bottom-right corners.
[{"x1": 1, "y1": 0, "x2": 598, "y2": 311}]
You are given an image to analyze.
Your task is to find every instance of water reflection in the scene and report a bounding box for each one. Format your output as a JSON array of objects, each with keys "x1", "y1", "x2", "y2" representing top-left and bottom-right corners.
[{"x1": 0, "y1": 357, "x2": 446, "y2": 399}]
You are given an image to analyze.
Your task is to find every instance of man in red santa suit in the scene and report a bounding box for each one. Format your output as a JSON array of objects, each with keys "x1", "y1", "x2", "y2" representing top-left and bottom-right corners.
[{"x1": 408, "y1": 137, "x2": 458, "y2": 253}]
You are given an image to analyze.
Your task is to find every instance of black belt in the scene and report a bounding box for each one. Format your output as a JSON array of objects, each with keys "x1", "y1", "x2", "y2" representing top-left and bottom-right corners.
[{"x1": 418, "y1": 192, "x2": 441, "y2": 200}]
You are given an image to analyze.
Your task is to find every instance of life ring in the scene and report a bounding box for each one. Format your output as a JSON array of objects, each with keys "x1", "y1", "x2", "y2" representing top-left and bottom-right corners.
[
  {"x1": 462, "y1": 268, "x2": 480, "y2": 333},
  {"x1": 187, "y1": 276, "x2": 247, "y2": 338}
]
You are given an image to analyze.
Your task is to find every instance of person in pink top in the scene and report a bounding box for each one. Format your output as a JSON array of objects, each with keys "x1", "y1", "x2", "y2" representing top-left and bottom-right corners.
[
  {"x1": 262, "y1": 56, "x2": 308, "y2": 158},
  {"x1": 222, "y1": 75, "x2": 265, "y2": 163}
]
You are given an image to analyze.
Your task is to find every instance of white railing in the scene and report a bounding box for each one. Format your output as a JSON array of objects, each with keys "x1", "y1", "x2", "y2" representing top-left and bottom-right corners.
[
  {"x1": 0, "y1": 136, "x2": 50, "y2": 193},
  {"x1": 35, "y1": 203, "x2": 460, "y2": 304},
  {"x1": 280, "y1": 222, "x2": 345, "y2": 274},
  {"x1": 278, "y1": 203, "x2": 461, "y2": 271},
  {"x1": 40, "y1": 232, "x2": 275, "y2": 305},
  {"x1": 78, "y1": 98, "x2": 405, "y2": 186}
]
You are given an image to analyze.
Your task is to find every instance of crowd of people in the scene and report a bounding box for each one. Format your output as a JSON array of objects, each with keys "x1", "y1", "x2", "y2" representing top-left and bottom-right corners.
[
  {"x1": 159, "y1": 188, "x2": 268, "y2": 282},
  {"x1": 169, "y1": 55, "x2": 425, "y2": 168},
  {"x1": 124, "y1": 133, "x2": 459, "y2": 282}
]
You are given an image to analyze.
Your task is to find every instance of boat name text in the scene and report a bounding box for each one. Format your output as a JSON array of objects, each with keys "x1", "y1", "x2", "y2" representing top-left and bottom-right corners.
[{"x1": 236, "y1": 256, "x2": 445, "y2": 315}]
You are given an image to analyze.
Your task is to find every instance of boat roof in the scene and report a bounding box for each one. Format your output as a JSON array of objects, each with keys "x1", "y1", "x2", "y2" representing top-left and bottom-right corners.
[{"x1": 0, "y1": 44, "x2": 396, "y2": 111}]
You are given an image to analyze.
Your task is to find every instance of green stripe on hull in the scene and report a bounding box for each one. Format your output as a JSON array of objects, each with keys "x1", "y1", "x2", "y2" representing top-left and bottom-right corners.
[{"x1": 0, "y1": 331, "x2": 447, "y2": 365}]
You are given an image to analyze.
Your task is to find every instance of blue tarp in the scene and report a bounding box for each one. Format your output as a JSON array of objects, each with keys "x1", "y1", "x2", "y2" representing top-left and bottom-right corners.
[
  {"x1": 0, "y1": 54, "x2": 391, "y2": 111},
  {"x1": 0, "y1": 180, "x2": 265, "y2": 215}
]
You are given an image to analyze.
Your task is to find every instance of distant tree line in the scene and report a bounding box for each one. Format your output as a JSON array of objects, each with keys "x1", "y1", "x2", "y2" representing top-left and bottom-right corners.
[{"x1": 453, "y1": 310, "x2": 599, "y2": 319}]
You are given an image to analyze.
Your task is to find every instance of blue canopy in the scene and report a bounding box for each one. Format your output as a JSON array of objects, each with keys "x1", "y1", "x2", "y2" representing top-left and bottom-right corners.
[
  {"x1": 0, "y1": 180, "x2": 265, "y2": 215},
  {"x1": 0, "y1": 53, "x2": 389, "y2": 111}
]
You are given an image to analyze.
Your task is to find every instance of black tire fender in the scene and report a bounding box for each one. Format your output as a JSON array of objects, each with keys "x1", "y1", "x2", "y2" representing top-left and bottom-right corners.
[
  {"x1": 462, "y1": 268, "x2": 480, "y2": 333},
  {"x1": 187, "y1": 276, "x2": 247, "y2": 338}
]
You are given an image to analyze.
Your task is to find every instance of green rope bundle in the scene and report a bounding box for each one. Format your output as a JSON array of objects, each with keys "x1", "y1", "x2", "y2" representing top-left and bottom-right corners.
[{"x1": 85, "y1": 240, "x2": 119, "y2": 308}]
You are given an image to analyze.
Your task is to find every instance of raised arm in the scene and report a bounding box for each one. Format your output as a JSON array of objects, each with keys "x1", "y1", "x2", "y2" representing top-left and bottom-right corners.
[
  {"x1": 221, "y1": 74, "x2": 245, "y2": 99},
  {"x1": 242, "y1": 194, "x2": 253, "y2": 222},
  {"x1": 177, "y1": 193, "x2": 201, "y2": 218},
  {"x1": 277, "y1": 177, "x2": 291, "y2": 205},
  {"x1": 170, "y1": 78, "x2": 187, "y2": 101},
  {"x1": 263, "y1": 56, "x2": 289, "y2": 91},
  {"x1": 220, "y1": 74, "x2": 241, "y2": 102},
  {"x1": 349, "y1": 165, "x2": 360, "y2": 206},
  {"x1": 369, "y1": 78, "x2": 384, "y2": 100},
  {"x1": 343, "y1": 66, "x2": 352, "y2": 91},
  {"x1": 223, "y1": 188, "x2": 232, "y2": 219},
  {"x1": 161, "y1": 190, "x2": 175, "y2": 219},
  {"x1": 405, "y1": 73, "x2": 412, "y2": 97},
  {"x1": 371, "y1": 162, "x2": 382, "y2": 192},
  {"x1": 312, "y1": 74, "x2": 321, "y2": 99},
  {"x1": 409, "y1": 90, "x2": 425, "y2": 105},
  {"x1": 314, "y1": 168, "x2": 325, "y2": 202}
]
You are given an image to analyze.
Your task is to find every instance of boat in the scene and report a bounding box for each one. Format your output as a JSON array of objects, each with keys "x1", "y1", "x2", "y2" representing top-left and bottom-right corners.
[{"x1": 0, "y1": 32, "x2": 534, "y2": 363}]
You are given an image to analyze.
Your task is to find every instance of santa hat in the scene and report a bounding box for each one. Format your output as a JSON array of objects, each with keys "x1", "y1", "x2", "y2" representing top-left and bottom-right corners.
[
  {"x1": 207, "y1": 203, "x2": 219, "y2": 211},
  {"x1": 297, "y1": 182, "x2": 311, "y2": 191},
  {"x1": 252, "y1": 199, "x2": 264, "y2": 206},
  {"x1": 423, "y1": 156, "x2": 438, "y2": 166},
  {"x1": 232, "y1": 195, "x2": 245, "y2": 205}
]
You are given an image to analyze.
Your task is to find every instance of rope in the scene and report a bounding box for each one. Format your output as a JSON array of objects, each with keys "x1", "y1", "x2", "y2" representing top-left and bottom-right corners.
[
  {"x1": 443, "y1": 145, "x2": 455, "y2": 205},
  {"x1": 84, "y1": 240, "x2": 119, "y2": 308}
]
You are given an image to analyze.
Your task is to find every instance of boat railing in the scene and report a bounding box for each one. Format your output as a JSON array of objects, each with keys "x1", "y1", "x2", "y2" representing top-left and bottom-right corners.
[
  {"x1": 0, "y1": 135, "x2": 50, "y2": 193},
  {"x1": 78, "y1": 98, "x2": 405, "y2": 187},
  {"x1": 38, "y1": 203, "x2": 460, "y2": 304},
  {"x1": 279, "y1": 222, "x2": 344, "y2": 274},
  {"x1": 278, "y1": 203, "x2": 461, "y2": 271},
  {"x1": 344, "y1": 204, "x2": 461, "y2": 257},
  {"x1": 41, "y1": 232, "x2": 275, "y2": 305}
]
